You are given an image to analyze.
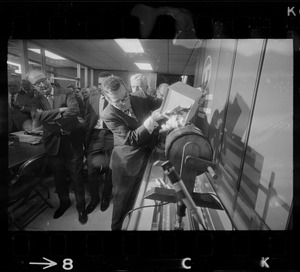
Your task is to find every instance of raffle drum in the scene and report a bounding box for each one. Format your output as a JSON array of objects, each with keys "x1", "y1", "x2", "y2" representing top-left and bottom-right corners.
[
  {"x1": 163, "y1": 124, "x2": 220, "y2": 229},
  {"x1": 165, "y1": 124, "x2": 216, "y2": 193}
]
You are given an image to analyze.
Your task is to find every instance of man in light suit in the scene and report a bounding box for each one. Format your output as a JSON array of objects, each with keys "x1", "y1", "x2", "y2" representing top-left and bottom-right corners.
[
  {"x1": 84, "y1": 71, "x2": 114, "y2": 214},
  {"x1": 101, "y1": 76, "x2": 165, "y2": 230},
  {"x1": 130, "y1": 73, "x2": 149, "y2": 98},
  {"x1": 27, "y1": 69, "x2": 88, "y2": 224}
]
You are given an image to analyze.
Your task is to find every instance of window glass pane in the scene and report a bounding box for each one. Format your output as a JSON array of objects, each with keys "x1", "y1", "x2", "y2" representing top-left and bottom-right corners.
[
  {"x1": 194, "y1": 39, "x2": 222, "y2": 136},
  {"x1": 205, "y1": 40, "x2": 237, "y2": 219},
  {"x1": 219, "y1": 39, "x2": 264, "y2": 192},
  {"x1": 233, "y1": 196, "x2": 269, "y2": 230},
  {"x1": 208, "y1": 39, "x2": 236, "y2": 163},
  {"x1": 239, "y1": 39, "x2": 293, "y2": 230}
]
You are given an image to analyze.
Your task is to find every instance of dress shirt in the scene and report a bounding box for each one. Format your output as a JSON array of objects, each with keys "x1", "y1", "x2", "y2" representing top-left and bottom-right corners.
[
  {"x1": 46, "y1": 88, "x2": 54, "y2": 109},
  {"x1": 94, "y1": 96, "x2": 108, "y2": 129},
  {"x1": 9, "y1": 93, "x2": 18, "y2": 108},
  {"x1": 143, "y1": 116, "x2": 159, "y2": 134},
  {"x1": 124, "y1": 107, "x2": 138, "y2": 121}
]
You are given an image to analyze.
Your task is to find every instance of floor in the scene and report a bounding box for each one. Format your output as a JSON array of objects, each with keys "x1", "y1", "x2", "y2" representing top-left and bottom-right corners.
[{"x1": 17, "y1": 179, "x2": 114, "y2": 231}]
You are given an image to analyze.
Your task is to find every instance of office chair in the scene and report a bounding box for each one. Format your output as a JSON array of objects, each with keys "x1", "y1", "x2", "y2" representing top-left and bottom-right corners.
[{"x1": 8, "y1": 153, "x2": 54, "y2": 231}]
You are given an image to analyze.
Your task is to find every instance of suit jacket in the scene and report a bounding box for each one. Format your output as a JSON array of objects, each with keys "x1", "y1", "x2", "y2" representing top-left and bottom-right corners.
[
  {"x1": 75, "y1": 93, "x2": 86, "y2": 118},
  {"x1": 29, "y1": 86, "x2": 82, "y2": 156},
  {"x1": 101, "y1": 94, "x2": 161, "y2": 177},
  {"x1": 8, "y1": 90, "x2": 33, "y2": 132}
]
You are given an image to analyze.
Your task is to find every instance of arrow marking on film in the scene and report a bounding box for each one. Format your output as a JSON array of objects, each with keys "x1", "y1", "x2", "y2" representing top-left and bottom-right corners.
[{"x1": 29, "y1": 257, "x2": 57, "y2": 269}]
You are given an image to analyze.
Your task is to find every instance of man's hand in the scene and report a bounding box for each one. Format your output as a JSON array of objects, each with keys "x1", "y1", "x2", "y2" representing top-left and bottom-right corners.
[
  {"x1": 36, "y1": 108, "x2": 43, "y2": 113},
  {"x1": 160, "y1": 115, "x2": 183, "y2": 133},
  {"x1": 151, "y1": 109, "x2": 170, "y2": 124}
]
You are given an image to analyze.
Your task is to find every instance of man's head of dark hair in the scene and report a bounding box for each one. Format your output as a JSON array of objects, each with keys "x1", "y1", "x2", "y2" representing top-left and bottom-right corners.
[
  {"x1": 102, "y1": 76, "x2": 125, "y2": 93},
  {"x1": 98, "y1": 71, "x2": 113, "y2": 79}
]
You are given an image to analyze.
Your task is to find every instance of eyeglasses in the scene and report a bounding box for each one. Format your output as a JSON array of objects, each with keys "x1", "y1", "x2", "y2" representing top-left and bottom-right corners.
[
  {"x1": 33, "y1": 78, "x2": 47, "y2": 86},
  {"x1": 107, "y1": 92, "x2": 130, "y2": 106}
]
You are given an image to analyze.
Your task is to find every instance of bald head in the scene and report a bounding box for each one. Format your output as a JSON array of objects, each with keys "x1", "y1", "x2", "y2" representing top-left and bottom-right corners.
[
  {"x1": 8, "y1": 80, "x2": 20, "y2": 95},
  {"x1": 26, "y1": 69, "x2": 46, "y2": 85},
  {"x1": 26, "y1": 69, "x2": 52, "y2": 95},
  {"x1": 156, "y1": 83, "x2": 169, "y2": 99}
]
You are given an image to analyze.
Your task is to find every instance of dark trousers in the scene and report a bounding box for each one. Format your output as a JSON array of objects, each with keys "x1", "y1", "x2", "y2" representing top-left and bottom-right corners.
[
  {"x1": 87, "y1": 129, "x2": 113, "y2": 203},
  {"x1": 48, "y1": 135, "x2": 86, "y2": 212},
  {"x1": 87, "y1": 150, "x2": 113, "y2": 202},
  {"x1": 111, "y1": 150, "x2": 150, "y2": 230}
]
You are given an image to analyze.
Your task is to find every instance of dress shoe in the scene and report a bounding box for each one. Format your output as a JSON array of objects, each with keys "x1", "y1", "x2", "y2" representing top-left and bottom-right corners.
[
  {"x1": 78, "y1": 211, "x2": 88, "y2": 224},
  {"x1": 85, "y1": 199, "x2": 100, "y2": 214},
  {"x1": 53, "y1": 202, "x2": 71, "y2": 219},
  {"x1": 100, "y1": 198, "x2": 110, "y2": 212}
]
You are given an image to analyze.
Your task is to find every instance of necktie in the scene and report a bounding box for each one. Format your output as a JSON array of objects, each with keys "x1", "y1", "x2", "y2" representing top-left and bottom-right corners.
[
  {"x1": 10, "y1": 94, "x2": 15, "y2": 108},
  {"x1": 103, "y1": 98, "x2": 108, "y2": 109},
  {"x1": 124, "y1": 107, "x2": 138, "y2": 122},
  {"x1": 98, "y1": 97, "x2": 108, "y2": 129},
  {"x1": 46, "y1": 95, "x2": 54, "y2": 109},
  {"x1": 103, "y1": 99, "x2": 109, "y2": 128}
]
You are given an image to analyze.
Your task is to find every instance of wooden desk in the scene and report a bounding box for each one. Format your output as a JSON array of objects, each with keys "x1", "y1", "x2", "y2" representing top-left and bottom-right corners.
[{"x1": 9, "y1": 141, "x2": 45, "y2": 169}]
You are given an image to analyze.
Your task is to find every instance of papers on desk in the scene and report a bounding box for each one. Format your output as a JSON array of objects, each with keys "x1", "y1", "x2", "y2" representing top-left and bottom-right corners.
[{"x1": 10, "y1": 131, "x2": 42, "y2": 144}]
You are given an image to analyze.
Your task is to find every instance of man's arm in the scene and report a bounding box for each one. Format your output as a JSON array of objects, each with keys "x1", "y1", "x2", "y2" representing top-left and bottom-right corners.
[
  {"x1": 101, "y1": 110, "x2": 162, "y2": 147},
  {"x1": 29, "y1": 98, "x2": 62, "y2": 123},
  {"x1": 63, "y1": 90, "x2": 80, "y2": 117},
  {"x1": 83, "y1": 98, "x2": 92, "y2": 132},
  {"x1": 146, "y1": 95, "x2": 163, "y2": 112},
  {"x1": 20, "y1": 102, "x2": 32, "y2": 113},
  {"x1": 83, "y1": 98, "x2": 93, "y2": 147}
]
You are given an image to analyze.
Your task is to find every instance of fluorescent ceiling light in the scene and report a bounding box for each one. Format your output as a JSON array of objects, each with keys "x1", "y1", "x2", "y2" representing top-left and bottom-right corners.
[
  {"x1": 7, "y1": 61, "x2": 21, "y2": 74},
  {"x1": 28, "y1": 48, "x2": 66, "y2": 60},
  {"x1": 115, "y1": 39, "x2": 144, "y2": 53},
  {"x1": 135, "y1": 63, "x2": 153, "y2": 71}
]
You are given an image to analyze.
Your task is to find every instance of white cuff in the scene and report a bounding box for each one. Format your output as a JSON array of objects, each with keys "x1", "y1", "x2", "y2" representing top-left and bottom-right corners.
[{"x1": 144, "y1": 116, "x2": 159, "y2": 134}]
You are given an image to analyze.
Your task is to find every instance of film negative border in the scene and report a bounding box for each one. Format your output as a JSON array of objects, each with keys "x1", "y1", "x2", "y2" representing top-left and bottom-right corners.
[
  {"x1": 3, "y1": 231, "x2": 299, "y2": 270},
  {"x1": 1, "y1": 1, "x2": 299, "y2": 271}
]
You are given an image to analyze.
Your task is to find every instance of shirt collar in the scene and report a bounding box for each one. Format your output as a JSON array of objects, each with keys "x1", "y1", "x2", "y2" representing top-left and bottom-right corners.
[{"x1": 45, "y1": 87, "x2": 54, "y2": 97}]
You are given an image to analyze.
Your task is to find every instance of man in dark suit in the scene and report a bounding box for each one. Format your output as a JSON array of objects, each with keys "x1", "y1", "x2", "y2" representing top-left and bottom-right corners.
[
  {"x1": 80, "y1": 87, "x2": 90, "y2": 110},
  {"x1": 67, "y1": 84, "x2": 86, "y2": 119},
  {"x1": 27, "y1": 69, "x2": 88, "y2": 224},
  {"x1": 84, "y1": 71, "x2": 114, "y2": 214},
  {"x1": 8, "y1": 79, "x2": 34, "y2": 132},
  {"x1": 101, "y1": 76, "x2": 165, "y2": 230}
]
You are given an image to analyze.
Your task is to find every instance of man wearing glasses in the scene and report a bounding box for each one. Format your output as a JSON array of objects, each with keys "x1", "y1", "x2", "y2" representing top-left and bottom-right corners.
[
  {"x1": 27, "y1": 69, "x2": 88, "y2": 224},
  {"x1": 100, "y1": 76, "x2": 166, "y2": 230},
  {"x1": 84, "y1": 71, "x2": 114, "y2": 214}
]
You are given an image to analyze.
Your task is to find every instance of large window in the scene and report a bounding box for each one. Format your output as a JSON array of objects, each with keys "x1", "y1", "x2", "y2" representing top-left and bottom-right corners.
[
  {"x1": 238, "y1": 39, "x2": 293, "y2": 230},
  {"x1": 215, "y1": 40, "x2": 264, "y2": 221},
  {"x1": 199, "y1": 39, "x2": 293, "y2": 230}
]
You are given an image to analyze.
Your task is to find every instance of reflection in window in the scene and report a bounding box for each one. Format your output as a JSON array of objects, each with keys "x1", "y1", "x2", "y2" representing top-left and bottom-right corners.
[
  {"x1": 219, "y1": 39, "x2": 264, "y2": 191},
  {"x1": 240, "y1": 39, "x2": 293, "y2": 230}
]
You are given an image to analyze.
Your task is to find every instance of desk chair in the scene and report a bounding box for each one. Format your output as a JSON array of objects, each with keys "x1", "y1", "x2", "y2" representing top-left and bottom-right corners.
[{"x1": 8, "y1": 153, "x2": 54, "y2": 231}]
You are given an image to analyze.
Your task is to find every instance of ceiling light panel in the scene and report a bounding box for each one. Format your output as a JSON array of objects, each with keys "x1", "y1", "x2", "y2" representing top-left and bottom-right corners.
[
  {"x1": 115, "y1": 39, "x2": 144, "y2": 53},
  {"x1": 135, "y1": 63, "x2": 153, "y2": 70}
]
